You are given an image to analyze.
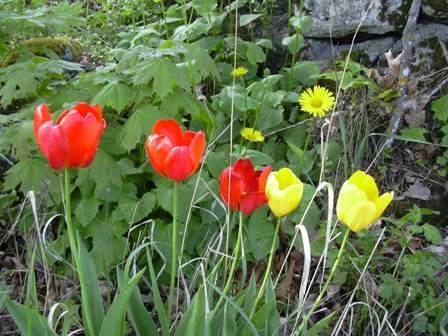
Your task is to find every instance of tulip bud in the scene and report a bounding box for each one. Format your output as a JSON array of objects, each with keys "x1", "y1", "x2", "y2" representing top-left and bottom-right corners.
[
  {"x1": 265, "y1": 168, "x2": 304, "y2": 217},
  {"x1": 336, "y1": 171, "x2": 393, "y2": 232}
]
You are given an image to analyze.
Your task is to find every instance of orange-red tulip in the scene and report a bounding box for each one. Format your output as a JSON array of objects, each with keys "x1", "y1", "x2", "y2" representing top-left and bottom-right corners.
[
  {"x1": 33, "y1": 103, "x2": 106, "y2": 170},
  {"x1": 145, "y1": 119, "x2": 206, "y2": 182},
  {"x1": 219, "y1": 159, "x2": 271, "y2": 214}
]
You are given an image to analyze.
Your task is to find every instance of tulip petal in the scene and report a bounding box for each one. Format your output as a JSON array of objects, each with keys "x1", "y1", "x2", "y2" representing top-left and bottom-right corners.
[
  {"x1": 233, "y1": 159, "x2": 255, "y2": 180},
  {"x1": 188, "y1": 131, "x2": 206, "y2": 168},
  {"x1": 336, "y1": 182, "x2": 367, "y2": 225},
  {"x1": 240, "y1": 191, "x2": 267, "y2": 214},
  {"x1": 219, "y1": 167, "x2": 244, "y2": 210},
  {"x1": 164, "y1": 146, "x2": 196, "y2": 182},
  {"x1": 146, "y1": 135, "x2": 174, "y2": 177},
  {"x1": 267, "y1": 183, "x2": 303, "y2": 217},
  {"x1": 36, "y1": 124, "x2": 68, "y2": 170},
  {"x1": 348, "y1": 171, "x2": 379, "y2": 201},
  {"x1": 33, "y1": 104, "x2": 52, "y2": 138},
  {"x1": 275, "y1": 168, "x2": 301, "y2": 190},
  {"x1": 58, "y1": 111, "x2": 104, "y2": 167},
  {"x1": 69, "y1": 102, "x2": 104, "y2": 122},
  {"x1": 152, "y1": 119, "x2": 183, "y2": 146},
  {"x1": 258, "y1": 166, "x2": 272, "y2": 192},
  {"x1": 344, "y1": 201, "x2": 377, "y2": 232},
  {"x1": 374, "y1": 192, "x2": 394, "y2": 220}
]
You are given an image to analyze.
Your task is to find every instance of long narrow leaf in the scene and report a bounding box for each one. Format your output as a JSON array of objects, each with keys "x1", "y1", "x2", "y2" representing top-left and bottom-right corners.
[
  {"x1": 99, "y1": 269, "x2": 145, "y2": 336},
  {"x1": 146, "y1": 247, "x2": 169, "y2": 336},
  {"x1": 117, "y1": 269, "x2": 158, "y2": 336},
  {"x1": 5, "y1": 299, "x2": 56, "y2": 336},
  {"x1": 77, "y1": 236, "x2": 105, "y2": 336}
]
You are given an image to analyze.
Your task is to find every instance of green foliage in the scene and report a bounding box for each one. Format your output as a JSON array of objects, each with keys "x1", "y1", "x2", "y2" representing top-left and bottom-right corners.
[{"x1": 1, "y1": 1, "x2": 446, "y2": 336}]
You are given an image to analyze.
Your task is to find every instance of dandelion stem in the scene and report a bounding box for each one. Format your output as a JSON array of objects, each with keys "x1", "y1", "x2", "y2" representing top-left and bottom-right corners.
[
  {"x1": 249, "y1": 216, "x2": 281, "y2": 318},
  {"x1": 297, "y1": 227, "x2": 350, "y2": 334}
]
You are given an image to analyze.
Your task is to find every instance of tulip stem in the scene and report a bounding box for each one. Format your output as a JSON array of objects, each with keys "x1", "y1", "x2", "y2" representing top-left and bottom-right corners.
[
  {"x1": 215, "y1": 211, "x2": 244, "y2": 311},
  {"x1": 64, "y1": 169, "x2": 78, "y2": 264},
  {"x1": 167, "y1": 181, "x2": 179, "y2": 321},
  {"x1": 296, "y1": 227, "x2": 350, "y2": 334},
  {"x1": 249, "y1": 216, "x2": 281, "y2": 318}
]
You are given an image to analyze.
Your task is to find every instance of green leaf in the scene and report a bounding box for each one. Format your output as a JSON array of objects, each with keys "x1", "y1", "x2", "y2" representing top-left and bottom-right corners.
[
  {"x1": 185, "y1": 43, "x2": 219, "y2": 80},
  {"x1": 93, "y1": 81, "x2": 135, "y2": 113},
  {"x1": 132, "y1": 58, "x2": 189, "y2": 98},
  {"x1": 423, "y1": 224, "x2": 442, "y2": 244},
  {"x1": 117, "y1": 270, "x2": 158, "y2": 336},
  {"x1": 192, "y1": 0, "x2": 217, "y2": 16},
  {"x1": 77, "y1": 238, "x2": 105, "y2": 336},
  {"x1": 183, "y1": 287, "x2": 207, "y2": 335},
  {"x1": 119, "y1": 105, "x2": 162, "y2": 151},
  {"x1": 240, "y1": 14, "x2": 262, "y2": 27},
  {"x1": 75, "y1": 198, "x2": 100, "y2": 227},
  {"x1": 146, "y1": 248, "x2": 170, "y2": 336},
  {"x1": 431, "y1": 95, "x2": 448, "y2": 122},
  {"x1": 80, "y1": 149, "x2": 122, "y2": 190},
  {"x1": 0, "y1": 62, "x2": 40, "y2": 107},
  {"x1": 112, "y1": 192, "x2": 156, "y2": 224},
  {"x1": 99, "y1": 269, "x2": 145, "y2": 336},
  {"x1": 292, "y1": 61, "x2": 319, "y2": 86},
  {"x1": 246, "y1": 208, "x2": 276, "y2": 260},
  {"x1": 307, "y1": 312, "x2": 336, "y2": 336},
  {"x1": 25, "y1": 248, "x2": 38, "y2": 307},
  {"x1": 246, "y1": 42, "x2": 265, "y2": 65},
  {"x1": 5, "y1": 300, "x2": 56, "y2": 336},
  {"x1": 90, "y1": 219, "x2": 127, "y2": 272},
  {"x1": 290, "y1": 15, "x2": 313, "y2": 33},
  {"x1": 4, "y1": 158, "x2": 58, "y2": 192},
  {"x1": 282, "y1": 33, "x2": 304, "y2": 54},
  {"x1": 400, "y1": 127, "x2": 428, "y2": 142}
]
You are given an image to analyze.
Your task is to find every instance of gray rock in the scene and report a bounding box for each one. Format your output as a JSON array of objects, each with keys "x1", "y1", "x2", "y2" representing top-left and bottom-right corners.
[
  {"x1": 305, "y1": 36, "x2": 398, "y2": 64},
  {"x1": 422, "y1": 0, "x2": 448, "y2": 22},
  {"x1": 401, "y1": 23, "x2": 448, "y2": 75},
  {"x1": 302, "y1": 0, "x2": 412, "y2": 38}
]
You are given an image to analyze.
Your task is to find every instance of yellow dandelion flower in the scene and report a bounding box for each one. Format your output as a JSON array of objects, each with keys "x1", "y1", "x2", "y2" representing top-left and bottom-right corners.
[
  {"x1": 298, "y1": 85, "x2": 335, "y2": 117},
  {"x1": 231, "y1": 66, "x2": 248, "y2": 78},
  {"x1": 241, "y1": 127, "x2": 264, "y2": 143}
]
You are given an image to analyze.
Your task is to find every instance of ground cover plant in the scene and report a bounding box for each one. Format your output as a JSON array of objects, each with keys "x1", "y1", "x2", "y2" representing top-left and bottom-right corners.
[{"x1": 0, "y1": 0, "x2": 447, "y2": 335}]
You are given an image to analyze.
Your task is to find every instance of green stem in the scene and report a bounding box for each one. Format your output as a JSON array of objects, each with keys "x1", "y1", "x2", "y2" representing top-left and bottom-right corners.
[
  {"x1": 298, "y1": 123, "x2": 312, "y2": 174},
  {"x1": 65, "y1": 169, "x2": 95, "y2": 336},
  {"x1": 64, "y1": 169, "x2": 78, "y2": 262},
  {"x1": 159, "y1": 0, "x2": 169, "y2": 37},
  {"x1": 249, "y1": 216, "x2": 281, "y2": 318},
  {"x1": 167, "y1": 181, "x2": 179, "y2": 320},
  {"x1": 297, "y1": 227, "x2": 350, "y2": 334},
  {"x1": 215, "y1": 212, "x2": 244, "y2": 311}
]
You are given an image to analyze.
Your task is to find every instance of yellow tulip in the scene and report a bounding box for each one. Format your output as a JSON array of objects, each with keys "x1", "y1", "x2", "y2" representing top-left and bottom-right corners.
[
  {"x1": 336, "y1": 171, "x2": 394, "y2": 232},
  {"x1": 265, "y1": 168, "x2": 304, "y2": 217}
]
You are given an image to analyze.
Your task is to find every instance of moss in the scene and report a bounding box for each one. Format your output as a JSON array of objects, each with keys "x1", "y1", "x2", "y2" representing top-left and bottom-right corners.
[
  {"x1": 423, "y1": 0, "x2": 448, "y2": 13},
  {"x1": 0, "y1": 36, "x2": 83, "y2": 67},
  {"x1": 379, "y1": 0, "x2": 413, "y2": 29}
]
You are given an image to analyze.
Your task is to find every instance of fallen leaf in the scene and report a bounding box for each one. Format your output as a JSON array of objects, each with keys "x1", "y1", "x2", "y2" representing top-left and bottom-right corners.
[{"x1": 403, "y1": 181, "x2": 431, "y2": 200}]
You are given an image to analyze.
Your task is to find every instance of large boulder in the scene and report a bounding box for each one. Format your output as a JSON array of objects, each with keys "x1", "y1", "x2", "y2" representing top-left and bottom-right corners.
[
  {"x1": 302, "y1": 0, "x2": 412, "y2": 38},
  {"x1": 422, "y1": 0, "x2": 448, "y2": 22}
]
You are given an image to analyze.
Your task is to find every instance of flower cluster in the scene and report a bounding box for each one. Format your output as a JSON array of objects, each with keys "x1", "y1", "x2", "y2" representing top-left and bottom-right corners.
[{"x1": 33, "y1": 102, "x2": 393, "y2": 232}]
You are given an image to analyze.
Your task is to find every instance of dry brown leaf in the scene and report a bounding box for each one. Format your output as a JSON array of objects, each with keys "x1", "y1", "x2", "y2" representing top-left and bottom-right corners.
[{"x1": 403, "y1": 181, "x2": 432, "y2": 200}]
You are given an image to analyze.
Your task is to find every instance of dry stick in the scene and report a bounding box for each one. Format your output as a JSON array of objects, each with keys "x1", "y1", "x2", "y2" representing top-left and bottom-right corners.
[{"x1": 384, "y1": 0, "x2": 421, "y2": 148}]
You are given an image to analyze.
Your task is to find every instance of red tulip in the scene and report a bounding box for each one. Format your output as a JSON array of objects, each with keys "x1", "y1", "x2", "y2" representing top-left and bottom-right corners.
[
  {"x1": 33, "y1": 103, "x2": 106, "y2": 170},
  {"x1": 145, "y1": 119, "x2": 206, "y2": 182},
  {"x1": 219, "y1": 159, "x2": 272, "y2": 214}
]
